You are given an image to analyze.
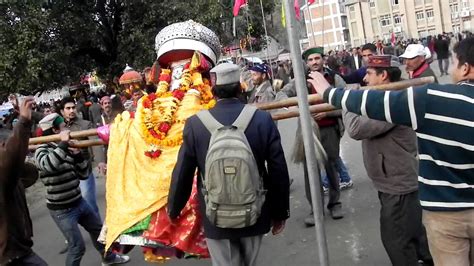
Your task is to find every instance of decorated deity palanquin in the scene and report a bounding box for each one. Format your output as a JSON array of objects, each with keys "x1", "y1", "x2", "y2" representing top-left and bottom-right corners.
[{"x1": 103, "y1": 20, "x2": 220, "y2": 262}]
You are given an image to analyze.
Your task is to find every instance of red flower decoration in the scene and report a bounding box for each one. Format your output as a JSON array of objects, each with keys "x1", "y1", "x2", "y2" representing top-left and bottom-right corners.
[
  {"x1": 172, "y1": 90, "x2": 185, "y2": 101},
  {"x1": 145, "y1": 150, "x2": 162, "y2": 158},
  {"x1": 148, "y1": 93, "x2": 157, "y2": 102},
  {"x1": 159, "y1": 74, "x2": 171, "y2": 83},
  {"x1": 158, "y1": 122, "x2": 171, "y2": 134},
  {"x1": 143, "y1": 99, "x2": 152, "y2": 109},
  {"x1": 129, "y1": 112, "x2": 135, "y2": 119}
]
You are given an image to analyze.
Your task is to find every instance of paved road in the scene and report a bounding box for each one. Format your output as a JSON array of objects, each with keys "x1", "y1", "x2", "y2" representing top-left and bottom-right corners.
[{"x1": 24, "y1": 68, "x2": 452, "y2": 265}]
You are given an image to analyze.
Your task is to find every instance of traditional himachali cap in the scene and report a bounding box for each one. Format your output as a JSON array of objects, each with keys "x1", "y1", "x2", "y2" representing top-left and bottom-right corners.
[
  {"x1": 210, "y1": 63, "x2": 240, "y2": 86},
  {"x1": 399, "y1": 44, "x2": 427, "y2": 59},
  {"x1": 38, "y1": 113, "x2": 64, "y2": 131},
  {"x1": 249, "y1": 63, "x2": 270, "y2": 74},
  {"x1": 368, "y1": 55, "x2": 401, "y2": 68},
  {"x1": 302, "y1": 46, "x2": 324, "y2": 60}
]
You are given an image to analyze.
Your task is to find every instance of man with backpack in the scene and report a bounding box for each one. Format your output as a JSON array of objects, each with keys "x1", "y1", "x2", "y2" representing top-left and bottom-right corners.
[{"x1": 168, "y1": 63, "x2": 290, "y2": 266}]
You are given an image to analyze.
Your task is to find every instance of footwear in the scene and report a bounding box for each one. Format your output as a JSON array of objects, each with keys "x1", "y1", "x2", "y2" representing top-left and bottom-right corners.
[
  {"x1": 340, "y1": 180, "x2": 353, "y2": 190},
  {"x1": 323, "y1": 186, "x2": 329, "y2": 195},
  {"x1": 59, "y1": 240, "x2": 68, "y2": 254},
  {"x1": 102, "y1": 254, "x2": 130, "y2": 265},
  {"x1": 304, "y1": 213, "x2": 315, "y2": 227},
  {"x1": 329, "y1": 204, "x2": 344, "y2": 220}
]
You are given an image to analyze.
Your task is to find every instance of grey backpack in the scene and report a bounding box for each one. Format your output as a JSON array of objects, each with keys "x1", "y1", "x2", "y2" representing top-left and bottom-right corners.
[{"x1": 196, "y1": 105, "x2": 266, "y2": 228}]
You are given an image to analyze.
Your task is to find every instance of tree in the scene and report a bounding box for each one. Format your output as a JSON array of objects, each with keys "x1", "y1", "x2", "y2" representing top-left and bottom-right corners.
[{"x1": 0, "y1": 0, "x2": 275, "y2": 98}]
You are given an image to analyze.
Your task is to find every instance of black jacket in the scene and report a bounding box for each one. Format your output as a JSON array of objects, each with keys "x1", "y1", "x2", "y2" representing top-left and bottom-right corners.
[
  {"x1": 168, "y1": 98, "x2": 290, "y2": 239},
  {"x1": 0, "y1": 118, "x2": 37, "y2": 264},
  {"x1": 434, "y1": 39, "x2": 450, "y2": 59}
]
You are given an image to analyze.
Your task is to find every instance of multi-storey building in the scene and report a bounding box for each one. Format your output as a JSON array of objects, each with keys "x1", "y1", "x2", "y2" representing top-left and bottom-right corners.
[
  {"x1": 345, "y1": 0, "x2": 473, "y2": 46},
  {"x1": 300, "y1": 0, "x2": 351, "y2": 50}
]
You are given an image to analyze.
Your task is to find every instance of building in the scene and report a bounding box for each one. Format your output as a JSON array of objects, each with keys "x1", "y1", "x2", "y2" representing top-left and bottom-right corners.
[
  {"x1": 300, "y1": 0, "x2": 351, "y2": 51},
  {"x1": 346, "y1": 0, "x2": 474, "y2": 47}
]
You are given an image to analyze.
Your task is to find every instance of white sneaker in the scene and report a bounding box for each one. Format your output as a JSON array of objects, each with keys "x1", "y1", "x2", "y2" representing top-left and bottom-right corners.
[
  {"x1": 102, "y1": 254, "x2": 130, "y2": 265},
  {"x1": 340, "y1": 181, "x2": 353, "y2": 190}
]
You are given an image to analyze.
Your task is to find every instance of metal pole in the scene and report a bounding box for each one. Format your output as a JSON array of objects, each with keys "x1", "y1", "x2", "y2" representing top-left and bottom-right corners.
[{"x1": 282, "y1": 0, "x2": 330, "y2": 265}]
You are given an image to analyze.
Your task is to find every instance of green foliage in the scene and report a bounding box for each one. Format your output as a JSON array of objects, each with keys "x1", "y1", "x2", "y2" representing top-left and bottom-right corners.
[{"x1": 0, "y1": 0, "x2": 275, "y2": 97}]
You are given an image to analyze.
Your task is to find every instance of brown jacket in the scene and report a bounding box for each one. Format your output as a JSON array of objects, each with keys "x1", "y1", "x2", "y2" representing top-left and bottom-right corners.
[{"x1": 0, "y1": 117, "x2": 38, "y2": 264}]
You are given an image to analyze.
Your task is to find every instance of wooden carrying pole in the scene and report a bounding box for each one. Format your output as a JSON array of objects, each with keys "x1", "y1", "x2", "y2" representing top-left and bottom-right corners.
[{"x1": 27, "y1": 76, "x2": 435, "y2": 148}]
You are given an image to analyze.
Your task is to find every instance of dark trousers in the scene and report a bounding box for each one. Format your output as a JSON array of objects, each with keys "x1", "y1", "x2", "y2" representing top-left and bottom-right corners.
[
  {"x1": 49, "y1": 199, "x2": 113, "y2": 266},
  {"x1": 378, "y1": 191, "x2": 432, "y2": 266},
  {"x1": 304, "y1": 126, "x2": 341, "y2": 210},
  {"x1": 438, "y1": 58, "x2": 449, "y2": 74},
  {"x1": 206, "y1": 235, "x2": 263, "y2": 266},
  {"x1": 7, "y1": 252, "x2": 47, "y2": 266}
]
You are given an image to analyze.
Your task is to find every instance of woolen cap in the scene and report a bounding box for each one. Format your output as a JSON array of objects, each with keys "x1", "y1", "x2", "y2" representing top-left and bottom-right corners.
[
  {"x1": 368, "y1": 55, "x2": 401, "y2": 68},
  {"x1": 302, "y1": 47, "x2": 325, "y2": 60},
  {"x1": 38, "y1": 113, "x2": 64, "y2": 131},
  {"x1": 210, "y1": 63, "x2": 241, "y2": 86}
]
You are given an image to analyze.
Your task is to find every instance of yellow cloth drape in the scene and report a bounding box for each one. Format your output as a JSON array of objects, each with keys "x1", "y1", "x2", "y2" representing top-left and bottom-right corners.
[{"x1": 105, "y1": 93, "x2": 202, "y2": 250}]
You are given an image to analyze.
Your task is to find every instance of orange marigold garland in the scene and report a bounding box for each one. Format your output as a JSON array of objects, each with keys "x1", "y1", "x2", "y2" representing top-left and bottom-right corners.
[{"x1": 140, "y1": 51, "x2": 216, "y2": 159}]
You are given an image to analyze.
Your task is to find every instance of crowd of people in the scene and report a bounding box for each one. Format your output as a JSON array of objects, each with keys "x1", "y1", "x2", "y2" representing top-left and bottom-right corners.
[{"x1": 0, "y1": 31, "x2": 472, "y2": 266}]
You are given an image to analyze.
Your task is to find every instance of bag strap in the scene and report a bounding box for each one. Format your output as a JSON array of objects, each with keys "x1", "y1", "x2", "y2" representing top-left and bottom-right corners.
[
  {"x1": 196, "y1": 110, "x2": 223, "y2": 134},
  {"x1": 232, "y1": 105, "x2": 257, "y2": 131}
]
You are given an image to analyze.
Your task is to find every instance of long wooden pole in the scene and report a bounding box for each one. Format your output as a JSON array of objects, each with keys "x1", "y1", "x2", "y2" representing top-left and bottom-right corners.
[{"x1": 27, "y1": 76, "x2": 435, "y2": 146}]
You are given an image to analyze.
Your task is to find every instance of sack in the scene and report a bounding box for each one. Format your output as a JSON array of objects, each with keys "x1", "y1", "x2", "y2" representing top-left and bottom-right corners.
[{"x1": 196, "y1": 105, "x2": 266, "y2": 228}]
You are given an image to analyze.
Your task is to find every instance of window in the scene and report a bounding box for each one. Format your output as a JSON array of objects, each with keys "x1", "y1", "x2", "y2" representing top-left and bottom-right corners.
[
  {"x1": 394, "y1": 15, "x2": 402, "y2": 24},
  {"x1": 369, "y1": 0, "x2": 375, "y2": 8},
  {"x1": 416, "y1": 11, "x2": 425, "y2": 21},
  {"x1": 351, "y1": 22, "x2": 358, "y2": 37},
  {"x1": 380, "y1": 14, "x2": 391, "y2": 27},
  {"x1": 453, "y1": 24, "x2": 461, "y2": 33},
  {"x1": 451, "y1": 4, "x2": 459, "y2": 18},
  {"x1": 391, "y1": 0, "x2": 399, "y2": 5},
  {"x1": 462, "y1": 1, "x2": 470, "y2": 9},
  {"x1": 341, "y1": 16, "x2": 348, "y2": 27},
  {"x1": 426, "y1": 9, "x2": 434, "y2": 21}
]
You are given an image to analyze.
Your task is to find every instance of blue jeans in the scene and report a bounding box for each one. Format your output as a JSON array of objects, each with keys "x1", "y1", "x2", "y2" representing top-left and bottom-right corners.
[
  {"x1": 49, "y1": 199, "x2": 113, "y2": 266},
  {"x1": 8, "y1": 252, "x2": 47, "y2": 266},
  {"x1": 322, "y1": 157, "x2": 352, "y2": 187},
  {"x1": 79, "y1": 172, "x2": 100, "y2": 219}
]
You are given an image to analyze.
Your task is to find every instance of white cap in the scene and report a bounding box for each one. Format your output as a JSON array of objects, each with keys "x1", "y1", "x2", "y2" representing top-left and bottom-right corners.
[{"x1": 399, "y1": 44, "x2": 426, "y2": 59}]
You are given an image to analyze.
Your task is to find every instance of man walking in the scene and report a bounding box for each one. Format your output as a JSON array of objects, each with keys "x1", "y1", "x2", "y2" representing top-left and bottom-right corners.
[
  {"x1": 434, "y1": 34, "x2": 450, "y2": 76},
  {"x1": 310, "y1": 38, "x2": 474, "y2": 266},
  {"x1": 343, "y1": 55, "x2": 432, "y2": 265},
  {"x1": 1, "y1": 97, "x2": 47, "y2": 265},
  {"x1": 168, "y1": 63, "x2": 290, "y2": 266}
]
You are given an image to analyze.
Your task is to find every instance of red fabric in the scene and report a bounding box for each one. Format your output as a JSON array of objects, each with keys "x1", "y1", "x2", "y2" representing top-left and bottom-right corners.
[
  {"x1": 233, "y1": 0, "x2": 247, "y2": 16},
  {"x1": 317, "y1": 118, "x2": 337, "y2": 127},
  {"x1": 308, "y1": 0, "x2": 316, "y2": 5},
  {"x1": 143, "y1": 181, "x2": 209, "y2": 258},
  {"x1": 412, "y1": 62, "x2": 429, "y2": 79},
  {"x1": 294, "y1": 0, "x2": 301, "y2": 20}
]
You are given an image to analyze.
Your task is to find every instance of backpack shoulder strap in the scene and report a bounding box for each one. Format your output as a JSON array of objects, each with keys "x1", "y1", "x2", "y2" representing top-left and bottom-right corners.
[
  {"x1": 196, "y1": 110, "x2": 223, "y2": 134},
  {"x1": 232, "y1": 105, "x2": 257, "y2": 131}
]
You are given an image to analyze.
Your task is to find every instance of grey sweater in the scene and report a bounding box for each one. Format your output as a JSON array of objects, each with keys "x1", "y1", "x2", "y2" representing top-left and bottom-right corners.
[
  {"x1": 343, "y1": 111, "x2": 419, "y2": 195},
  {"x1": 35, "y1": 142, "x2": 89, "y2": 210}
]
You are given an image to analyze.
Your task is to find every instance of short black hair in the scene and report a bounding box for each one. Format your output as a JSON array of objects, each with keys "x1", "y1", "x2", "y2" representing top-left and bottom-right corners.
[
  {"x1": 453, "y1": 37, "x2": 474, "y2": 67},
  {"x1": 211, "y1": 82, "x2": 241, "y2": 99},
  {"x1": 361, "y1": 43, "x2": 377, "y2": 53},
  {"x1": 373, "y1": 67, "x2": 402, "y2": 82},
  {"x1": 59, "y1": 97, "x2": 75, "y2": 110}
]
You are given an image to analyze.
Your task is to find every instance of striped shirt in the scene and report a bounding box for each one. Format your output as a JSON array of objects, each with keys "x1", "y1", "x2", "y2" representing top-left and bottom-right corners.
[
  {"x1": 324, "y1": 81, "x2": 474, "y2": 211},
  {"x1": 34, "y1": 142, "x2": 89, "y2": 210}
]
